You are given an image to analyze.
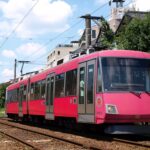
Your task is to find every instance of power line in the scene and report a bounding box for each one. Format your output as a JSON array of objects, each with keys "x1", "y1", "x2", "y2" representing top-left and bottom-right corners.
[
  {"x1": 26, "y1": 20, "x2": 83, "y2": 62},
  {"x1": 0, "y1": 0, "x2": 39, "y2": 49},
  {"x1": 29, "y1": 62, "x2": 47, "y2": 66},
  {"x1": 34, "y1": 0, "x2": 134, "y2": 63},
  {"x1": 26, "y1": 2, "x2": 110, "y2": 63},
  {"x1": 90, "y1": 1, "x2": 109, "y2": 14}
]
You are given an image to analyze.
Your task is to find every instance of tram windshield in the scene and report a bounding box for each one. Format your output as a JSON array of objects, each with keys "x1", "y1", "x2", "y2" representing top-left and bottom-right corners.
[{"x1": 101, "y1": 57, "x2": 150, "y2": 92}]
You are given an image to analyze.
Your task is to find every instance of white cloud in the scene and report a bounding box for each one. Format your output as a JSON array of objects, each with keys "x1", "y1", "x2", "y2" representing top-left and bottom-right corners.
[
  {"x1": 2, "y1": 68, "x2": 13, "y2": 77},
  {"x1": 16, "y1": 42, "x2": 47, "y2": 59},
  {"x1": 133, "y1": 0, "x2": 150, "y2": 11},
  {"x1": 0, "y1": 0, "x2": 73, "y2": 38},
  {"x1": 2, "y1": 49, "x2": 16, "y2": 58}
]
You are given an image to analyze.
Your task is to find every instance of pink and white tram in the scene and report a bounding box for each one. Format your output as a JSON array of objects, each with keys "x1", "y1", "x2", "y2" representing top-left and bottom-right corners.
[{"x1": 6, "y1": 50, "x2": 150, "y2": 134}]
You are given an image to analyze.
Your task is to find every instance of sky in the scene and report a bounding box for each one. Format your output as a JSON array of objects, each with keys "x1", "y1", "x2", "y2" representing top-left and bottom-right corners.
[{"x1": 0, "y1": 0, "x2": 149, "y2": 83}]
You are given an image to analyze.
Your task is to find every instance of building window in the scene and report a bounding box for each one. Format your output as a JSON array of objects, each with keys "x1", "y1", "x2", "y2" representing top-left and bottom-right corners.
[
  {"x1": 92, "y1": 30, "x2": 96, "y2": 38},
  {"x1": 58, "y1": 51, "x2": 60, "y2": 55},
  {"x1": 65, "y1": 69, "x2": 77, "y2": 96},
  {"x1": 55, "y1": 73, "x2": 65, "y2": 97},
  {"x1": 57, "y1": 59, "x2": 63, "y2": 65}
]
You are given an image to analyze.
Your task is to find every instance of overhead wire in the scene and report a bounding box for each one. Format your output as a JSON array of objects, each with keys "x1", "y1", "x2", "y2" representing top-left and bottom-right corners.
[
  {"x1": 2, "y1": 0, "x2": 134, "y2": 81},
  {"x1": 28, "y1": 1, "x2": 110, "y2": 63},
  {"x1": 23, "y1": 19, "x2": 83, "y2": 62},
  {"x1": 0, "y1": 0, "x2": 39, "y2": 49},
  {"x1": 31, "y1": 30, "x2": 83, "y2": 63},
  {"x1": 19, "y1": 0, "x2": 134, "y2": 65},
  {"x1": 5, "y1": 0, "x2": 133, "y2": 70}
]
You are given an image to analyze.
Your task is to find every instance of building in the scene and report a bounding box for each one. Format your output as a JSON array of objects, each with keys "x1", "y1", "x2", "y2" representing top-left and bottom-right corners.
[
  {"x1": 109, "y1": 7, "x2": 129, "y2": 32},
  {"x1": 108, "y1": 0, "x2": 136, "y2": 32},
  {"x1": 47, "y1": 42, "x2": 79, "y2": 68},
  {"x1": 115, "y1": 11, "x2": 149, "y2": 34},
  {"x1": 47, "y1": 25, "x2": 100, "y2": 67},
  {"x1": 70, "y1": 25, "x2": 102, "y2": 58},
  {"x1": 78, "y1": 25, "x2": 100, "y2": 50}
]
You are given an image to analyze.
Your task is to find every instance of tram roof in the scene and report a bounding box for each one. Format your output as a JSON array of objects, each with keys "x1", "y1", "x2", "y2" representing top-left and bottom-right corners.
[{"x1": 7, "y1": 50, "x2": 150, "y2": 90}]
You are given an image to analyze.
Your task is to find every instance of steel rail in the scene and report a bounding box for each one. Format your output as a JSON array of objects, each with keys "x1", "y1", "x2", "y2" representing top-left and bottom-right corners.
[
  {"x1": 0, "y1": 119, "x2": 102, "y2": 150},
  {"x1": 1, "y1": 118, "x2": 150, "y2": 149},
  {"x1": 113, "y1": 138, "x2": 150, "y2": 149},
  {"x1": 0, "y1": 130, "x2": 40, "y2": 150}
]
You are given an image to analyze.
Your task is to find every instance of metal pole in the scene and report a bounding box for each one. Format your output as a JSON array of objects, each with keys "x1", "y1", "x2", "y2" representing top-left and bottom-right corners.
[
  {"x1": 85, "y1": 14, "x2": 91, "y2": 49},
  {"x1": 14, "y1": 59, "x2": 17, "y2": 82}
]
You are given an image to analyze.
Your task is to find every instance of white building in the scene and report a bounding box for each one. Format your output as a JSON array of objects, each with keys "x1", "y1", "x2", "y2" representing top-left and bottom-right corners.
[
  {"x1": 47, "y1": 25, "x2": 100, "y2": 67},
  {"x1": 47, "y1": 42, "x2": 79, "y2": 68}
]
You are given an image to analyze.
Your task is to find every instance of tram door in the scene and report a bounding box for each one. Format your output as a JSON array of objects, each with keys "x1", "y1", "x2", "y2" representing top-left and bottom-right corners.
[
  {"x1": 19, "y1": 84, "x2": 24, "y2": 117},
  {"x1": 78, "y1": 59, "x2": 96, "y2": 123},
  {"x1": 45, "y1": 73, "x2": 55, "y2": 120}
]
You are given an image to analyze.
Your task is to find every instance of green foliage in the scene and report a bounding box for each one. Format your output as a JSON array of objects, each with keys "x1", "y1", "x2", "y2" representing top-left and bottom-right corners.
[
  {"x1": 99, "y1": 17, "x2": 114, "y2": 49},
  {"x1": 0, "y1": 108, "x2": 5, "y2": 117},
  {"x1": 0, "y1": 83, "x2": 9, "y2": 108},
  {"x1": 116, "y1": 14, "x2": 150, "y2": 51}
]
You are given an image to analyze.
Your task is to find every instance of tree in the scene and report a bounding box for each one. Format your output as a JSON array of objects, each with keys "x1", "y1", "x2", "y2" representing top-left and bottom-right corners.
[
  {"x1": 116, "y1": 14, "x2": 150, "y2": 51},
  {"x1": 0, "y1": 83, "x2": 10, "y2": 108},
  {"x1": 98, "y1": 17, "x2": 114, "y2": 49}
]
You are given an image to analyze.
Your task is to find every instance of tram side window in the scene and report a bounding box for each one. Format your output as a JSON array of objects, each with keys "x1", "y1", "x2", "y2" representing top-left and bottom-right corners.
[
  {"x1": 41, "y1": 80, "x2": 46, "y2": 99},
  {"x1": 11, "y1": 90, "x2": 14, "y2": 102},
  {"x1": 8, "y1": 90, "x2": 17, "y2": 102},
  {"x1": 10, "y1": 90, "x2": 14, "y2": 102},
  {"x1": 17, "y1": 88, "x2": 19, "y2": 101},
  {"x1": 65, "y1": 69, "x2": 77, "y2": 96},
  {"x1": 6, "y1": 91, "x2": 8, "y2": 102},
  {"x1": 97, "y1": 58, "x2": 102, "y2": 92},
  {"x1": 7, "y1": 91, "x2": 10, "y2": 102},
  {"x1": 30, "y1": 83, "x2": 34, "y2": 100},
  {"x1": 9, "y1": 91, "x2": 12, "y2": 102},
  {"x1": 23, "y1": 86, "x2": 27, "y2": 101},
  {"x1": 34, "y1": 81, "x2": 41, "y2": 100},
  {"x1": 87, "y1": 64, "x2": 94, "y2": 104},
  {"x1": 14, "y1": 89, "x2": 18, "y2": 102},
  {"x1": 55, "y1": 73, "x2": 65, "y2": 97},
  {"x1": 79, "y1": 67, "x2": 85, "y2": 104},
  {"x1": 13, "y1": 89, "x2": 17, "y2": 102}
]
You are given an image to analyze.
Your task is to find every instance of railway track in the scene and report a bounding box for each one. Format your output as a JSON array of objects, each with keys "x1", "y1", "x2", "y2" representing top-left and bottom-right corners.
[
  {"x1": 0, "y1": 129, "x2": 39, "y2": 150},
  {"x1": 0, "y1": 118, "x2": 150, "y2": 150},
  {"x1": 0, "y1": 119, "x2": 95, "y2": 150}
]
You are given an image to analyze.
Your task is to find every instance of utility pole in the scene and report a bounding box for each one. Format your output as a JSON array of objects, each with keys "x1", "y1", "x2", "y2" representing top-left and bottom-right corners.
[
  {"x1": 18, "y1": 60, "x2": 30, "y2": 76},
  {"x1": 80, "y1": 14, "x2": 103, "y2": 49},
  {"x1": 80, "y1": 14, "x2": 91, "y2": 49},
  {"x1": 14, "y1": 59, "x2": 17, "y2": 82},
  {"x1": 14, "y1": 59, "x2": 30, "y2": 82}
]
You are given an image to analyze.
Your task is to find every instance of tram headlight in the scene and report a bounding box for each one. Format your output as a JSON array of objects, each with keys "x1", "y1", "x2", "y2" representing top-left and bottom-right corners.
[{"x1": 106, "y1": 104, "x2": 118, "y2": 114}]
